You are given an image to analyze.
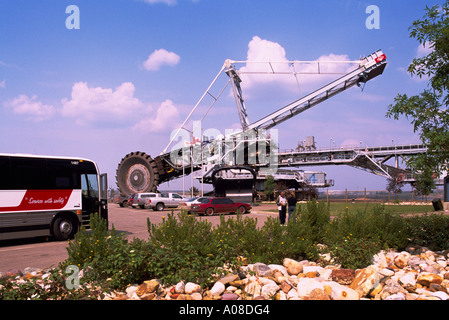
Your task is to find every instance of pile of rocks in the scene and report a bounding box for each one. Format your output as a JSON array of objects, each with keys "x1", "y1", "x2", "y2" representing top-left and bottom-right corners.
[
  {"x1": 2, "y1": 246, "x2": 449, "y2": 300},
  {"x1": 104, "y1": 246, "x2": 449, "y2": 300}
]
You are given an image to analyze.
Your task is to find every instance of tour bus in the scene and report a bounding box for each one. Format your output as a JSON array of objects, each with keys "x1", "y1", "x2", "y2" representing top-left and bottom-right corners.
[{"x1": 0, "y1": 153, "x2": 108, "y2": 241}]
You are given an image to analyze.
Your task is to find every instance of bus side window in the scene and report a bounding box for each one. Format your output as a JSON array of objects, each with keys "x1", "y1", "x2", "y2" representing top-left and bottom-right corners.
[
  {"x1": 0, "y1": 157, "x2": 10, "y2": 190},
  {"x1": 81, "y1": 174, "x2": 89, "y2": 197},
  {"x1": 88, "y1": 174, "x2": 99, "y2": 198},
  {"x1": 81, "y1": 174, "x2": 99, "y2": 198}
]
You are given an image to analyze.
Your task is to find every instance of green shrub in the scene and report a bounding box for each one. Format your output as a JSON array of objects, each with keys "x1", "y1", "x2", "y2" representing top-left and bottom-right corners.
[
  {"x1": 214, "y1": 213, "x2": 260, "y2": 264},
  {"x1": 147, "y1": 211, "x2": 216, "y2": 257},
  {"x1": 66, "y1": 212, "x2": 109, "y2": 268},
  {"x1": 61, "y1": 204, "x2": 449, "y2": 291},
  {"x1": 405, "y1": 213, "x2": 449, "y2": 250},
  {"x1": 252, "y1": 215, "x2": 318, "y2": 265},
  {"x1": 65, "y1": 213, "x2": 152, "y2": 290},
  {"x1": 4, "y1": 202, "x2": 449, "y2": 299},
  {"x1": 147, "y1": 212, "x2": 233, "y2": 285},
  {"x1": 325, "y1": 204, "x2": 408, "y2": 269}
]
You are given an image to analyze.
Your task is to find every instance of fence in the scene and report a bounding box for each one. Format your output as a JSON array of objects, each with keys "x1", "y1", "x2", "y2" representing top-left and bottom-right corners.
[{"x1": 321, "y1": 187, "x2": 445, "y2": 203}]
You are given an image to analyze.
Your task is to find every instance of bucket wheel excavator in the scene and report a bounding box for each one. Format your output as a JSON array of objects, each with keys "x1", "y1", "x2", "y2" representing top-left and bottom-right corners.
[{"x1": 116, "y1": 50, "x2": 388, "y2": 196}]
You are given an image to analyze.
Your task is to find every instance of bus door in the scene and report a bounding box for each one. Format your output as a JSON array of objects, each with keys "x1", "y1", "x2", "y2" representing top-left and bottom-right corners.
[
  {"x1": 81, "y1": 173, "x2": 99, "y2": 216},
  {"x1": 99, "y1": 173, "x2": 108, "y2": 222}
]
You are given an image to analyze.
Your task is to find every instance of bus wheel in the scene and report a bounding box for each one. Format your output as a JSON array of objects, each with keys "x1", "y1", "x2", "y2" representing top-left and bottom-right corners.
[{"x1": 53, "y1": 214, "x2": 78, "y2": 240}]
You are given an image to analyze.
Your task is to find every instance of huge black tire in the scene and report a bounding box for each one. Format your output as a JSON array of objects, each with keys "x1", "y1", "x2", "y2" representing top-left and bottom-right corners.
[{"x1": 116, "y1": 151, "x2": 160, "y2": 195}]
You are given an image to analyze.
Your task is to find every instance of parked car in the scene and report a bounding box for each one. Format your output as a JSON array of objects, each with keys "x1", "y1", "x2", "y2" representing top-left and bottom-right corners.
[
  {"x1": 132, "y1": 193, "x2": 156, "y2": 209},
  {"x1": 178, "y1": 197, "x2": 208, "y2": 213},
  {"x1": 127, "y1": 193, "x2": 136, "y2": 208},
  {"x1": 144, "y1": 192, "x2": 188, "y2": 211},
  {"x1": 115, "y1": 194, "x2": 129, "y2": 207},
  {"x1": 190, "y1": 197, "x2": 251, "y2": 216}
]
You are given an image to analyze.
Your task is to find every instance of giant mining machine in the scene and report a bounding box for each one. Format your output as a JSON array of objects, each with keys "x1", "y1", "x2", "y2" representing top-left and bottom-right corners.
[{"x1": 115, "y1": 49, "x2": 426, "y2": 199}]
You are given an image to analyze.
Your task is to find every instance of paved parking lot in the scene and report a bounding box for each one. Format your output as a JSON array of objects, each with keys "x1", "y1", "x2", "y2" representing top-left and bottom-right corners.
[{"x1": 0, "y1": 203, "x2": 277, "y2": 273}]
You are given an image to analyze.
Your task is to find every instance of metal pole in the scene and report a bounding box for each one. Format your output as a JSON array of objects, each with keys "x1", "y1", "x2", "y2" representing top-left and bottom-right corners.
[
  {"x1": 190, "y1": 138, "x2": 194, "y2": 198},
  {"x1": 163, "y1": 63, "x2": 226, "y2": 154},
  {"x1": 182, "y1": 147, "x2": 185, "y2": 197},
  {"x1": 201, "y1": 128, "x2": 204, "y2": 197}
]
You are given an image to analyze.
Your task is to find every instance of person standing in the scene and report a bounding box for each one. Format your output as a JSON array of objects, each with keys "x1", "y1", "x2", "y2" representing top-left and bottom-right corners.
[
  {"x1": 287, "y1": 191, "x2": 297, "y2": 222},
  {"x1": 277, "y1": 191, "x2": 287, "y2": 225}
]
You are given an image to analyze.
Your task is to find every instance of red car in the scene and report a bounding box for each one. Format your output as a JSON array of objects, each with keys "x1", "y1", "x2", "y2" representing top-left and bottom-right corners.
[{"x1": 190, "y1": 197, "x2": 251, "y2": 216}]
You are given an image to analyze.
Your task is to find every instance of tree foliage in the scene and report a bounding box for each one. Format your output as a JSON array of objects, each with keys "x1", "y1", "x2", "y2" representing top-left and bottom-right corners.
[
  {"x1": 413, "y1": 167, "x2": 436, "y2": 196},
  {"x1": 386, "y1": 176, "x2": 405, "y2": 195},
  {"x1": 263, "y1": 175, "x2": 276, "y2": 200},
  {"x1": 386, "y1": 2, "x2": 449, "y2": 175}
]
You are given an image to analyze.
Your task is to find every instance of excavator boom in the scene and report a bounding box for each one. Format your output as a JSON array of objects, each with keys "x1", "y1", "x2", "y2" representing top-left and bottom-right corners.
[{"x1": 116, "y1": 50, "x2": 389, "y2": 195}]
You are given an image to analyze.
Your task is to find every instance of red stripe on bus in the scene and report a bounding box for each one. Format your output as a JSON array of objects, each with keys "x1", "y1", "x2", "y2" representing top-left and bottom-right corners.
[{"x1": 0, "y1": 190, "x2": 74, "y2": 212}]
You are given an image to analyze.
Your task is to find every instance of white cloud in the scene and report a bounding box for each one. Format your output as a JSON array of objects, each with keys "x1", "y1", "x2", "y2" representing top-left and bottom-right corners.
[
  {"x1": 133, "y1": 99, "x2": 180, "y2": 133},
  {"x1": 340, "y1": 138, "x2": 362, "y2": 148},
  {"x1": 5, "y1": 94, "x2": 55, "y2": 121},
  {"x1": 5, "y1": 81, "x2": 180, "y2": 133},
  {"x1": 238, "y1": 36, "x2": 354, "y2": 95},
  {"x1": 142, "y1": 0, "x2": 198, "y2": 5},
  {"x1": 409, "y1": 41, "x2": 435, "y2": 82},
  {"x1": 61, "y1": 82, "x2": 145, "y2": 125},
  {"x1": 238, "y1": 36, "x2": 291, "y2": 89},
  {"x1": 143, "y1": 0, "x2": 177, "y2": 5},
  {"x1": 416, "y1": 41, "x2": 434, "y2": 58},
  {"x1": 142, "y1": 49, "x2": 180, "y2": 71},
  {"x1": 0, "y1": 79, "x2": 5, "y2": 88}
]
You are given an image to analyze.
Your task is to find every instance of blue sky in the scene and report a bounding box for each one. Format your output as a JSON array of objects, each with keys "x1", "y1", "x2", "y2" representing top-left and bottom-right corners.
[{"x1": 0, "y1": 0, "x2": 443, "y2": 191}]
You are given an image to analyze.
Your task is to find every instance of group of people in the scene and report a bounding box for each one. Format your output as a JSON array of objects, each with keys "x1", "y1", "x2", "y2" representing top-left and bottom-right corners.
[{"x1": 276, "y1": 191, "x2": 297, "y2": 225}]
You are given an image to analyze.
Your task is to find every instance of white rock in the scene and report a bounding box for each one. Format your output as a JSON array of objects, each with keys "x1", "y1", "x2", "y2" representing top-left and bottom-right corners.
[
  {"x1": 126, "y1": 285, "x2": 138, "y2": 296},
  {"x1": 319, "y1": 268, "x2": 333, "y2": 281},
  {"x1": 384, "y1": 292, "x2": 406, "y2": 300},
  {"x1": 437, "y1": 260, "x2": 447, "y2": 268},
  {"x1": 373, "y1": 251, "x2": 388, "y2": 268},
  {"x1": 288, "y1": 275, "x2": 299, "y2": 287},
  {"x1": 277, "y1": 290, "x2": 287, "y2": 300},
  {"x1": 268, "y1": 264, "x2": 288, "y2": 276},
  {"x1": 210, "y1": 281, "x2": 225, "y2": 296},
  {"x1": 283, "y1": 258, "x2": 295, "y2": 268},
  {"x1": 175, "y1": 281, "x2": 185, "y2": 294},
  {"x1": 399, "y1": 272, "x2": 416, "y2": 287},
  {"x1": 379, "y1": 268, "x2": 395, "y2": 277},
  {"x1": 185, "y1": 282, "x2": 201, "y2": 294},
  {"x1": 260, "y1": 278, "x2": 277, "y2": 286},
  {"x1": 415, "y1": 288, "x2": 432, "y2": 296},
  {"x1": 248, "y1": 275, "x2": 258, "y2": 283},
  {"x1": 226, "y1": 285, "x2": 237, "y2": 292},
  {"x1": 431, "y1": 291, "x2": 449, "y2": 300},
  {"x1": 303, "y1": 265, "x2": 324, "y2": 275},
  {"x1": 287, "y1": 288, "x2": 300, "y2": 300},
  {"x1": 261, "y1": 283, "x2": 280, "y2": 298},
  {"x1": 191, "y1": 292, "x2": 203, "y2": 300},
  {"x1": 296, "y1": 277, "x2": 324, "y2": 298},
  {"x1": 244, "y1": 281, "x2": 262, "y2": 297},
  {"x1": 324, "y1": 281, "x2": 359, "y2": 300},
  {"x1": 284, "y1": 258, "x2": 303, "y2": 275}
]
